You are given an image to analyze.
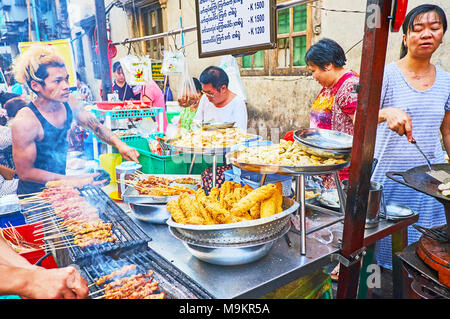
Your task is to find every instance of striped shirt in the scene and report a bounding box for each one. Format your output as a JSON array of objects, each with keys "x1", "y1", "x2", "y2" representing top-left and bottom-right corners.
[{"x1": 372, "y1": 62, "x2": 450, "y2": 269}]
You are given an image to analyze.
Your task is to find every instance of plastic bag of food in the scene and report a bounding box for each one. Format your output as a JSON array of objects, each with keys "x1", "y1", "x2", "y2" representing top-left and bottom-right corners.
[
  {"x1": 161, "y1": 50, "x2": 185, "y2": 74},
  {"x1": 177, "y1": 59, "x2": 199, "y2": 108},
  {"x1": 119, "y1": 55, "x2": 152, "y2": 86}
]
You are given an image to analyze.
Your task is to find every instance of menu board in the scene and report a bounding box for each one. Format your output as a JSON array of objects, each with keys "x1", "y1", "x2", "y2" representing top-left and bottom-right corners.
[{"x1": 195, "y1": 0, "x2": 276, "y2": 58}]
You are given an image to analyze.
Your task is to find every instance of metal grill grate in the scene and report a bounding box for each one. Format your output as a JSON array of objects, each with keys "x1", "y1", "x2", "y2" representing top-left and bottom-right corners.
[{"x1": 82, "y1": 251, "x2": 213, "y2": 299}]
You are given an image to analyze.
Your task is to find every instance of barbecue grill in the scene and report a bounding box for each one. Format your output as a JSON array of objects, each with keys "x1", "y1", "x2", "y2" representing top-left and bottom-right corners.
[
  {"x1": 81, "y1": 251, "x2": 214, "y2": 299},
  {"x1": 387, "y1": 163, "x2": 450, "y2": 293},
  {"x1": 24, "y1": 185, "x2": 152, "y2": 267}
]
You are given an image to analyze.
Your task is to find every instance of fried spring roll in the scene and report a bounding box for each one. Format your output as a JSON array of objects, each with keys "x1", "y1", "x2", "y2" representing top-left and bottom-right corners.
[{"x1": 230, "y1": 184, "x2": 276, "y2": 217}]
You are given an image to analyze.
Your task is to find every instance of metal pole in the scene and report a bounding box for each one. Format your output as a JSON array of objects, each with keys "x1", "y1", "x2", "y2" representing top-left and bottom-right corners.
[
  {"x1": 94, "y1": 0, "x2": 112, "y2": 101},
  {"x1": 110, "y1": 0, "x2": 319, "y2": 46},
  {"x1": 336, "y1": 0, "x2": 393, "y2": 299}
]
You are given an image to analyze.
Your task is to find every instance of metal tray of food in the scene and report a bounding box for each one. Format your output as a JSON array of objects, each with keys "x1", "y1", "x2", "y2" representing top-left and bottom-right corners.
[
  {"x1": 294, "y1": 128, "x2": 353, "y2": 150},
  {"x1": 201, "y1": 121, "x2": 236, "y2": 130},
  {"x1": 122, "y1": 174, "x2": 202, "y2": 204},
  {"x1": 226, "y1": 150, "x2": 350, "y2": 176},
  {"x1": 166, "y1": 197, "x2": 299, "y2": 245},
  {"x1": 165, "y1": 134, "x2": 261, "y2": 156}
]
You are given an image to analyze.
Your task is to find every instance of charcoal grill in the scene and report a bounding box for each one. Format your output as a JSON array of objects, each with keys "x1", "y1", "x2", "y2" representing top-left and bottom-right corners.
[
  {"x1": 387, "y1": 164, "x2": 450, "y2": 293},
  {"x1": 81, "y1": 251, "x2": 214, "y2": 299},
  {"x1": 24, "y1": 186, "x2": 152, "y2": 267}
]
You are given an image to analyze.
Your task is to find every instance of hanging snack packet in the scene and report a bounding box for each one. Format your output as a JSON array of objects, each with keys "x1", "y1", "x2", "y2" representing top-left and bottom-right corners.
[
  {"x1": 120, "y1": 55, "x2": 152, "y2": 86},
  {"x1": 177, "y1": 59, "x2": 199, "y2": 108},
  {"x1": 161, "y1": 50, "x2": 185, "y2": 74}
]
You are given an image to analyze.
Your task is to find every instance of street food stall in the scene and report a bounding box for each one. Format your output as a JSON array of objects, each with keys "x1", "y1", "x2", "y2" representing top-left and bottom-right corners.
[{"x1": 1, "y1": 0, "x2": 448, "y2": 301}]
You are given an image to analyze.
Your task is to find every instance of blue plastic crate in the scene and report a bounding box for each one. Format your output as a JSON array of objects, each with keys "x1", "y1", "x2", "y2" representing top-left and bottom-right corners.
[
  {"x1": 91, "y1": 107, "x2": 163, "y2": 120},
  {"x1": 0, "y1": 211, "x2": 26, "y2": 228},
  {"x1": 240, "y1": 171, "x2": 293, "y2": 196}
]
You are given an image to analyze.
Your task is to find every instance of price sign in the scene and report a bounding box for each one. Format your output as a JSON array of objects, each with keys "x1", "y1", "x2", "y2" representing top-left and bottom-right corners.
[{"x1": 195, "y1": 0, "x2": 276, "y2": 58}]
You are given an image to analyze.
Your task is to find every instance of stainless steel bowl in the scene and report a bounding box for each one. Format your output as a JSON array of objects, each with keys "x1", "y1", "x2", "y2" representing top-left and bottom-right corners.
[
  {"x1": 293, "y1": 128, "x2": 353, "y2": 159},
  {"x1": 166, "y1": 197, "x2": 299, "y2": 245},
  {"x1": 130, "y1": 203, "x2": 170, "y2": 224},
  {"x1": 168, "y1": 223, "x2": 290, "y2": 266}
]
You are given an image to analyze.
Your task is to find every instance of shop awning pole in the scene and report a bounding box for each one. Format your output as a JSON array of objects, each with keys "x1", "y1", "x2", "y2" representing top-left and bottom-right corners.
[
  {"x1": 95, "y1": 0, "x2": 113, "y2": 100},
  {"x1": 336, "y1": 0, "x2": 393, "y2": 299}
]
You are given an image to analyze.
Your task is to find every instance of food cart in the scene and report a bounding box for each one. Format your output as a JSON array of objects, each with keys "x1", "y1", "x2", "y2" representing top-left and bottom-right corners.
[{"x1": 4, "y1": 0, "x2": 445, "y2": 301}]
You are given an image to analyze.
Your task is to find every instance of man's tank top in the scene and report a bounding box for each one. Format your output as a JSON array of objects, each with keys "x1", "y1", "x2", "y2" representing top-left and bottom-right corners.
[{"x1": 17, "y1": 102, "x2": 73, "y2": 195}]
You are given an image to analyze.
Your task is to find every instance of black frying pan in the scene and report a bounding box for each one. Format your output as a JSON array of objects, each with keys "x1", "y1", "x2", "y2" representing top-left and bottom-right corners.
[{"x1": 386, "y1": 163, "x2": 450, "y2": 203}]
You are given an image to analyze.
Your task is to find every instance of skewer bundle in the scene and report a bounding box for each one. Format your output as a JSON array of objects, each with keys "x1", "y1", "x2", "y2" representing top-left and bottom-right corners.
[
  {"x1": 21, "y1": 186, "x2": 118, "y2": 249},
  {"x1": 88, "y1": 268, "x2": 166, "y2": 299},
  {"x1": 0, "y1": 222, "x2": 42, "y2": 253}
]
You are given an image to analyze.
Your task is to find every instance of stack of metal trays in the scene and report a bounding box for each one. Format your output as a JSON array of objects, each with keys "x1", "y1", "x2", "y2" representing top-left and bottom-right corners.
[
  {"x1": 164, "y1": 134, "x2": 261, "y2": 156},
  {"x1": 226, "y1": 150, "x2": 350, "y2": 176},
  {"x1": 293, "y1": 128, "x2": 353, "y2": 159},
  {"x1": 166, "y1": 197, "x2": 299, "y2": 266}
]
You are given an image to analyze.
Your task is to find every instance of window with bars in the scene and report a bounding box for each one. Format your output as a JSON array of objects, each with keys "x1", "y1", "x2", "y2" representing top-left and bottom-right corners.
[
  {"x1": 135, "y1": 3, "x2": 164, "y2": 60},
  {"x1": 241, "y1": 2, "x2": 312, "y2": 76}
]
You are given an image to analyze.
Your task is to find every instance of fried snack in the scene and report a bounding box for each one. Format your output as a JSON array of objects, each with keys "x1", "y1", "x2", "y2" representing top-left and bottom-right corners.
[
  {"x1": 195, "y1": 188, "x2": 208, "y2": 205},
  {"x1": 260, "y1": 195, "x2": 277, "y2": 218},
  {"x1": 203, "y1": 200, "x2": 240, "y2": 224},
  {"x1": 167, "y1": 200, "x2": 187, "y2": 224},
  {"x1": 208, "y1": 187, "x2": 220, "y2": 202},
  {"x1": 249, "y1": 202, "x2": 261, "y2": 219},
  {"x1": 178, "y1": 193, "x2": 204, "y2": 224},
  {"x1": 274, "y1": 182, "x2": 283, "y2": 213},
  {"x1": 192, "y1": 199, "x2": 215, "y2": 225},
  {"x1": 230, "y1": 184, "x2": 276, "y2": 217},
  {"x1": 219, "y1": 181, "x2": 234, "y2": 208}
]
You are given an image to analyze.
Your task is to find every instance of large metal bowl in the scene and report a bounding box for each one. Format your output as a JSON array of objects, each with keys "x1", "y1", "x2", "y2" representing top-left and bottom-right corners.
[
  {"x1": 168, "y1": 222, "x2": 290, "y2": 266},
  {"x1": 129, "y1": 203, "x2": 170, "y2": 224},
  {"x1": 226, "y1": 150, "x2": 350, "y2": 176},
  {"x1": 166, "y1": 197, "x2": 299, "y2": 245},
  {"x1": 293, "y1": 128, "x2": 353, "y2": 159}
]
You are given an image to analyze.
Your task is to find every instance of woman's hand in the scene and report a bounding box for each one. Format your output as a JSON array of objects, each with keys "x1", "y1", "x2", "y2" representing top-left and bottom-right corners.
[{"x1": 379, "y1": 107, "x2": 413, "y2": 142}]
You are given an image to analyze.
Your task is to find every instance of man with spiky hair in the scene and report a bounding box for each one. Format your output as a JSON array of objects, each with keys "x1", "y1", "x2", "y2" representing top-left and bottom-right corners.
[{"x1": 11, "y1": 45, "x2": 139, "y2": 194}]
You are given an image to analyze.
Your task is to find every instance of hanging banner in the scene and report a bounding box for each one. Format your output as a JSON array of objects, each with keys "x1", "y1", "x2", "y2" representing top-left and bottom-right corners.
[
  {"x1": 195, "y1": 0, "x2": 277, "y2": 58},
  {"x1": 18, "y1": 39, "x2": 77, "y2": 87}
]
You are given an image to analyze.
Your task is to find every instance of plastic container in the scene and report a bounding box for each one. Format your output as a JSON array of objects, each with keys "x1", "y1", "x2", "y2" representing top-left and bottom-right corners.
[
  {"x1": 95, "y1": 101, "x2": 125, "y2": 110},
  {"x1": 166, "y1": 111, "x2": 180, "y2": 124},
  {"x1": 123, "y1": 137, "x2": 190, "y2": 174},
  {"x1": 0, "y1": 211, "x2": 25, "y2": 228},
  {"x1": 99, "y1": 153, "x2": 123, "y2": 184},
  {"x1": 91, "y1": 107, "x2": 162, "y2": 120},
  {"x1": 2, "y1": 222, "x2": 58, "y2": 269}
]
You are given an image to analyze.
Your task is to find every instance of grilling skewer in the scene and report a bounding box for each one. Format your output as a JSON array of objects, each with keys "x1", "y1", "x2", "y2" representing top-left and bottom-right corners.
[{"x1": 88, "y1": 264, "x2": 138, "y2": 287}]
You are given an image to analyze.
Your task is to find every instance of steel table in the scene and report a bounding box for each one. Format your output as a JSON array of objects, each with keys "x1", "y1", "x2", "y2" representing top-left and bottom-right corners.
[{"x1": 118, "y1": 201, "x2": 419, "y2": 299}]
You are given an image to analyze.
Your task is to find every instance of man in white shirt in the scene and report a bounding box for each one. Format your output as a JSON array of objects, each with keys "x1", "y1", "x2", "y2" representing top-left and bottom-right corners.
[{"x1": 193, "y1": 66, "x2": 248, "y2": 132}]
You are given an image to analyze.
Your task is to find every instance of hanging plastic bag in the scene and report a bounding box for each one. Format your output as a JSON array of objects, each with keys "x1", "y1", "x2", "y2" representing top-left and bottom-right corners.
[
  {"x1": 119, "y1": 55, "x2": 152, "y2": 86},
  {"x1": 161, "y1": 50, "x2": 185, "y2": 74},
  {"x1": 219, "y1": 55, "x2": 247, "y2": 101},
  {"x1": 177, "y1": 59, "x2": 199, "y2": 108}
]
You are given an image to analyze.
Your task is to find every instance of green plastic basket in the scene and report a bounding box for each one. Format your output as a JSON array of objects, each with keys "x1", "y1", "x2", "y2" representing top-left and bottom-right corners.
[
  {"x1": 188, "y1": 154, "x2": 226, "y2": 174},
  {"x1": 123, "y1": 137, "x2": 190, "y2": 174}
]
